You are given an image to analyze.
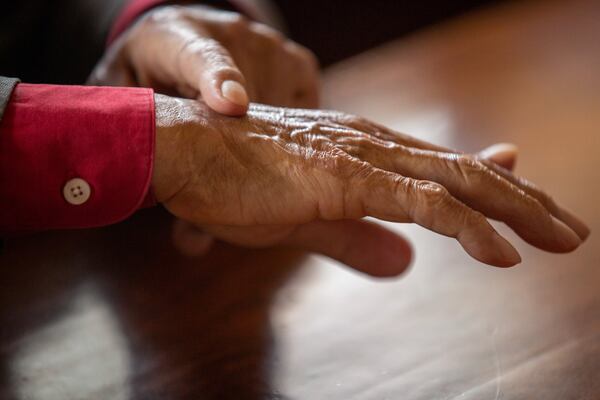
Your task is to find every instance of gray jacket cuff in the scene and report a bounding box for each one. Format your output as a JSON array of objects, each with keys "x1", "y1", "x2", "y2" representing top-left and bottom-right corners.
[{"x1": 0, "y1": 76, "x2": 20, "y2": 121}]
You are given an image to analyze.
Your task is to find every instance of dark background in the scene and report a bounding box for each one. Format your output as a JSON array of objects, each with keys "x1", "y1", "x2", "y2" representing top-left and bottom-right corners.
[
  {"x1": 0, "y1": 0, "x2": 502, "y2": 84},
  {"x1": 275, "y1": 0, "x2": 503, "y2": 66}
]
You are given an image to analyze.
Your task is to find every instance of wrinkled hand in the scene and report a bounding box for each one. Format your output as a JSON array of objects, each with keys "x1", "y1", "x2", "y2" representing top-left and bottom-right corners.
[
  {"x1": 153, "y1": 95, "x2": 589, "y2": 276},
  {"x1": 89, "y1": 4, "x2": 321, "y2": 256},
  {"x1": 89, "y1": 5, "x2": 319, "y2": 113}
]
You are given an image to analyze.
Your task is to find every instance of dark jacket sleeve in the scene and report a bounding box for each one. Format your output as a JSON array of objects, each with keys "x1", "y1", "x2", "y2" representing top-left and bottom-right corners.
[
  {"x1": 0, "y1": 77, "x2": 19, "y2": 121},
  {"x1": 0, "y1": 0, "x2": 129, "y2": 85}
]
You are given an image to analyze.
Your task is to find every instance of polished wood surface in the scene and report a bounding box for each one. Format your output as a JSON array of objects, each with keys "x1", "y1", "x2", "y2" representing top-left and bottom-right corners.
[{"x1": 2, "y1": 0, "x2": 599, "y2": 398}]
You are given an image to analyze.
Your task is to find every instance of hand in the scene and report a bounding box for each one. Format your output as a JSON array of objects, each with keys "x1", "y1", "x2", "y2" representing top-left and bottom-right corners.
[
  {"x1": 89, "y1": 5, "x2": 320, "y2": 256},
  {"x1": 89, "y1": 5, "x2": 320, "y2": 114},
  {"x1": 153, "y1": 95, "x2": 590, "y2": 276}
]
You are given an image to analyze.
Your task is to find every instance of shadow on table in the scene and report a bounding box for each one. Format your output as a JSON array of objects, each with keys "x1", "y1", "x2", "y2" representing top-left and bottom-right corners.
[{"x1": 0, "y1": 208, "x2": 304, "y2": 399}]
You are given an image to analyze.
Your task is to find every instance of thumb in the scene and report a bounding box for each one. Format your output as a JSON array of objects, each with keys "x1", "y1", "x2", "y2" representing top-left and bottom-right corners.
[
  {"x1": 178, "y1": 37, "x2": 249, "y2": 116},
  {"x1": 283, "y1": 219, "x2": 413, "y2": 278},
  {"x1": 479, "y1": 143, "x2": 518, "y2": 171}
]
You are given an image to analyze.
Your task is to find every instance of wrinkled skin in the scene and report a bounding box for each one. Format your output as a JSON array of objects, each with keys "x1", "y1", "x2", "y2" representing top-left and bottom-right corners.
[
  {"x1": 153, "y1": 95, "x2": 590, "y2": 276},
  {"x1": 89, "y1": 5, "x2": 589, "y2": 274},
  {"x1": 89, "y1": 5, "x2": 319, "y2": 113},
  {"x1": 89, "y1": 4, "x2": 324, "y2": 259}
]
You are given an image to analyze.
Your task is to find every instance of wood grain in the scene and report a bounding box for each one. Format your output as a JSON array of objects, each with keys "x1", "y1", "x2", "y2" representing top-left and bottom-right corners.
[{"x1": 1, "y1": 0, "x2": 599, "y2": 398}]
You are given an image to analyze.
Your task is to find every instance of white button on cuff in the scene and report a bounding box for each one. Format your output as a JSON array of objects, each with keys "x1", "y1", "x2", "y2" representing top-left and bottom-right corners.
[{"x1": 63, "y1": 178, "x2": 91, "y2": 205}]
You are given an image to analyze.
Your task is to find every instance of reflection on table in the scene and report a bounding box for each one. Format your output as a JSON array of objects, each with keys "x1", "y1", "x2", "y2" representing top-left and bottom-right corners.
[{"x1": 1, "y1": 0, "x2": 599, "y2": 398}]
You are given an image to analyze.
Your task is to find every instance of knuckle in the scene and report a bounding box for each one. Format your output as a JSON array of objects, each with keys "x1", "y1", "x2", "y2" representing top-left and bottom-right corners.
[
  {"x1": 456, "y1": 155, "x2": 484, "y2": 174},
  {"x1": 306, "y1": 121, "x2": 327, "y2": 135},
  {"x1": 300, "y1": 126, "x2": 332, "y2": 150},
  {"x1": 410, "y1": 179, "x2": 481, "y2": 230},
  {"x1": 401, "y1": 179, "x2": 447, "y2": 225},
  {"x1": 332, "y1": 113, "x2": 364, "y2": 128},
  {"x1": 250, "y1": 22, "x2": 285, "y2": 45},
  {"x1": 412, "y1": 181, "x2": 451, "y2": 219},
  {"x1": 317, "y1": 146, "x2": 365, "y2": 178},
  {"x1": 343, "y1": 141, "x2": 369, "y2": 159},
  {"x1": 227, "y1": 13, "x2": 250, "y2": 32},
  {"x1": 310, "y1": 136, "x2": 330, "y2": 151},
  {"x1": 347, "y1": 159, "x2": 375, "y2": 181},
  {"x1": 348, "y1": 135, "x2": 375, "y2": 149},
  {"x1": 453, "y1": 155, "x2": 491, "y2": 184},
  {"x1": 390, "y1": 175, "x2": 411, "y2": 196},
  {"x1": 416, "y1": 181, "x2": 450, "y2": 207},
  {"x1": 469, "y1": 209, "x2": 488, "y2": 226}
]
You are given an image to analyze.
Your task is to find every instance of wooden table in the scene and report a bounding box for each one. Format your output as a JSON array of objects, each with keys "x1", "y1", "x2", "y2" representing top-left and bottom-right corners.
[{"x1": 1, "y1": 0, "x2": 599, "y2": 398}]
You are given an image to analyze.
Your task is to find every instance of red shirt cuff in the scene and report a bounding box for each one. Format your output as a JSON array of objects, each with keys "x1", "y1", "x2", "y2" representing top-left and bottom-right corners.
[{"x1": 0, "y1": 83, "x2": 156, "y2": 233}]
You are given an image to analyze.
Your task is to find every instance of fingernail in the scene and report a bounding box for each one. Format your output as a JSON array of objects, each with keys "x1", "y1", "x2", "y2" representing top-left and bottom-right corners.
[
  {"x1": 552, "y1": 217, "x2": 582, "y2": 251},
  {"x1": 220, "y1": 80, "x2": 248, "y2": 107},
  {"x1": 491, "y1": 232, "x2": 522, "y2": 267}
]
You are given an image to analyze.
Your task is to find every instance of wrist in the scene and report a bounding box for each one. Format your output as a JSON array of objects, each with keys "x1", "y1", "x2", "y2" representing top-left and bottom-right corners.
[
  {"x1": 153, "y1": 94, "x2": 220, "y2": 204},
  {"x1": 153, "y1": 94, "x2": 187, "y2": 203}
]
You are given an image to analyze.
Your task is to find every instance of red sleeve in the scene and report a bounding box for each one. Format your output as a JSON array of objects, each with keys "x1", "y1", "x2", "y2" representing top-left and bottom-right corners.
[{"x1": 0, "y1": 83, "x2": 156, "y2": 233}]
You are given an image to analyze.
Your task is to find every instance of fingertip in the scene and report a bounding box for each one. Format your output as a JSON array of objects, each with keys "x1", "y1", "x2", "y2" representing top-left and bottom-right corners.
[
  {"x1": 359, "y1": 226, "x2": 413, "y2": 277},
  {"x1": 220, "y1": 79, "x2": 249, "y2": 108},
  {"x1": 373, "y1": 246, "x2": 413, "y2": 277},
  {"x1": 558, "y1": 207, "x2": 591, "y2": 241},
  {"x1": 286, "y1": 219, "x2": 413, "y2": 278},
  {"x1": 200, "y1": 76, "x2": 249, "y2": 116},
  {"x1": 459, "y1": 229, "x2": 521, "y2": 268},
  {"x1": 551, "y1": 216, "x2": 582, "y2": 252},
  {"x1": 489, "y1": 232, "x2": 522, "y2": 267},
  {"x1": 480, "y1": 142, "x2": 518, "y2": 171}
]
